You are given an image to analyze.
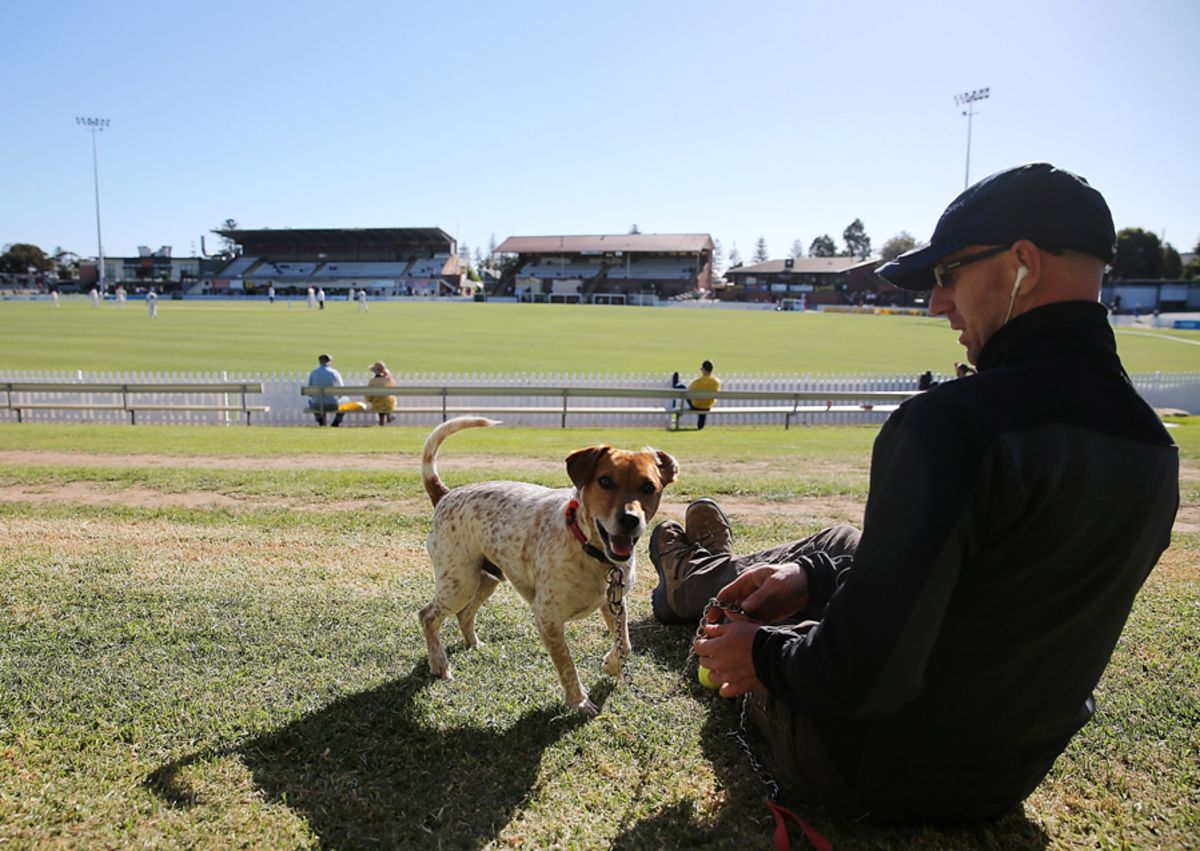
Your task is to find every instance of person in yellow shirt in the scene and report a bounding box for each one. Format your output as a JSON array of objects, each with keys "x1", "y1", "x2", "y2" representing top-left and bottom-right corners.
[
  {"x1": 366, "y1": 361, "x2": 398, "y2": 425},
  {"x1": 687, "y1": 359, "x2": 720, "y2": 430}
]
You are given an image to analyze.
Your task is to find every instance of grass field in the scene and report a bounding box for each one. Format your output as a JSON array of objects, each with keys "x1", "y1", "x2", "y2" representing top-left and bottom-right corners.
[
  {"x1": 1, "y1": 421, "x2": 1197, "y2": 848},
  {"x1": 1, "y1": 299, "x2": 1198, "y2": 375}
]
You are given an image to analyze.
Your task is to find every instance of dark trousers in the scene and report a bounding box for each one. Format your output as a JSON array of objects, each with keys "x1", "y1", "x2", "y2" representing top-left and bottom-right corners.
[
  {"x1": 678, "y1": 524, "x2": 864, "y2": 813},
  {"x1": 672, "y1": 524, "x2": 860, "y2": 620},
  {"x1": 687, "y1": 401, "x2": 709, "y2": 429},
  {"x1": 313, "y1": 411, "x2": 344, "y2": 427}
]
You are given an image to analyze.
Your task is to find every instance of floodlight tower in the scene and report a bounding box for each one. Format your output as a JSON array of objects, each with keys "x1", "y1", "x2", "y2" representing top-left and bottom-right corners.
[
  {"x1": 75, "y1": 116, "x2": 110, "y2": 294},
  {"x1": 954, "y1": 88, "x2": 989, "y2": 190}
]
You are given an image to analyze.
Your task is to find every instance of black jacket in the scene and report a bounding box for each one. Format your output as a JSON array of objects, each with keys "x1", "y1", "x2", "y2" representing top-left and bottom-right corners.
[{"x1": 753, "y1": 301, "x2": 1179, "y2": 822}]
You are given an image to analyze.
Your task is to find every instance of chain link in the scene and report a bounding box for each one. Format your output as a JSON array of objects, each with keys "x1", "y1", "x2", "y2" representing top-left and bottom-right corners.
[
  {"x1": 601, "y1": 582, "x2": 783, "y2": 801},
  {"x1": 605, "y1": 565, "x2": 625, "y2": 617},
  {"x1": 606, "y1": 565, "x2": 679, "y2": 702},
  {"x1": 694, "y1": 598, "x2": 782, "y2": 803}
]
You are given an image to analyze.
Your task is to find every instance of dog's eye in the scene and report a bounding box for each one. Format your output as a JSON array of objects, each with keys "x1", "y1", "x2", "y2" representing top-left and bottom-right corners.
[
  {"x1": 597, "y1": 475, "x2": 614, "y2": 489},
  {"x1": 640, "y1": 481, "x2": 657, "y2": 494}
]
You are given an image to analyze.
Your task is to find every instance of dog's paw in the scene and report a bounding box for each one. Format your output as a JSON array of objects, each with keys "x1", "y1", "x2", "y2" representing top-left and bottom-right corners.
[
  {"x1": 428, "y1": 653, "x2": 453, "y2": 679},
  {"x1": 574, "y1": 697, "x2": 599, "y2": 716},
  {"x1": 602, "y1": 651, "x2": 624, "y2": 679}
]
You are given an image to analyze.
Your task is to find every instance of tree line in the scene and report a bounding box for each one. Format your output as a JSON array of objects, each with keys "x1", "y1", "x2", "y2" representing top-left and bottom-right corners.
[{"x1": 710, "y1": 223, "x2": 1199, "y2": 281}]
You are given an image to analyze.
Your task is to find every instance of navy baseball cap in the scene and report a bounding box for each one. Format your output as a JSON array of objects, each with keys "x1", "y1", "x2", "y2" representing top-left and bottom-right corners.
[{"x1": 875, "y1": 163, "x2": 1116, "y2": 290}]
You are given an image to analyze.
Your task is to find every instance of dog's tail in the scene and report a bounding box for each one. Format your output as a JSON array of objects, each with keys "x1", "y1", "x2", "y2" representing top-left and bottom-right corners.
[{"x1": 422, "y1": 416, "x2": 501, "y2": 507}]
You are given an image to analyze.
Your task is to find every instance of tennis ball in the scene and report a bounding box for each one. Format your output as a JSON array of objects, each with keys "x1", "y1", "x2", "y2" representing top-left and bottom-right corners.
[{"x1": 697, "y1": 665, "x2": 719, "y2": 690}]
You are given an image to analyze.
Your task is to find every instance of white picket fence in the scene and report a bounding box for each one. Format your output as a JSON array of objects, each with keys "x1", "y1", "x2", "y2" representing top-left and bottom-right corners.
[{"x1": 2, "y1": 369, "x2": 1197, "y2": 427}]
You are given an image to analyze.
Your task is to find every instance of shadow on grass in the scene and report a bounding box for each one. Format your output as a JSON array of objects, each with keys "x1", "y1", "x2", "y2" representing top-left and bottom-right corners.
[
  {"x1": 623, "y1": 615, "x2": 1051, "y2": 850},
  {"x1": 147, "y1": 663, "x2": 588, "y2": 848}
]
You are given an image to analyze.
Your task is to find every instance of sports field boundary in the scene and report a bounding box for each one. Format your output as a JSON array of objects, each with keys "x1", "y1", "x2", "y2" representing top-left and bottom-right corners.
[{"x1": 2, "y1": 369, "x2": 1198, "y2": 426}]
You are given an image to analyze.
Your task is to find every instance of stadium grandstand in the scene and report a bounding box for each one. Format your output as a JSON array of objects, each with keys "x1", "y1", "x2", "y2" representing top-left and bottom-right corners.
[
  {"x1": 197, "y1": 228, "x2": 464, "y2": 297},
  {"x1": 721, "y1": 256, "x2": 919, "y2": 307},
  {"x1": 492, "y1": 233, "x2": 714, "y2": 302}
]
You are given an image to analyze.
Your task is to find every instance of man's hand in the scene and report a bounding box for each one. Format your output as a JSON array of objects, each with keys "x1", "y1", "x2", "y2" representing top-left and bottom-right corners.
[
  {"x1": 693, "y1": 563, "x2": 810, "y2": 697},
  {"x1": 710, "y1": 562, "x2": 809, "y2": 625},
  {"x1": 693, "y1": 618, "x2": 763, "y2": 698}
]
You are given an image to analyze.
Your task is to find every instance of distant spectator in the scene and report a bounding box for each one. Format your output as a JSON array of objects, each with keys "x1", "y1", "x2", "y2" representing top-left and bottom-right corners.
[
  {"x1": 688, "y1": 359, "x2": 721, "y2": 430},
  {"x1": 669, "y1": 370, "x2": 687, "y2": 412},
  {"x1": 367, "y1": 361, "x2": 397, "y2": 425},
  {"x1": 307, "y1": 353, "x2": 345, "y2": 427},
  {"x1": 918, "y1": 370, "x2": 938, "y2": 390}
]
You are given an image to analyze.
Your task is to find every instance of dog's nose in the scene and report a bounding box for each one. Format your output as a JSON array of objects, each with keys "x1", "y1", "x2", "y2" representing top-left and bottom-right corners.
[{"x1": 617, "y1": 511, "x2": 641, "y2": 532}]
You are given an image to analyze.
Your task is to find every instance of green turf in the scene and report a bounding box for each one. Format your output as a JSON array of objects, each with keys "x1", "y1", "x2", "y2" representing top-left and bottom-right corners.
[
  {"x1": 0, "y1": 424, "x2": 1196, "y2": 848},
  {"x1": 0, "y1": 421, "x2": 882, "y2": 460},
  {"x1": 2, "y1": 299, "x2": 1196, "y2": 375}
]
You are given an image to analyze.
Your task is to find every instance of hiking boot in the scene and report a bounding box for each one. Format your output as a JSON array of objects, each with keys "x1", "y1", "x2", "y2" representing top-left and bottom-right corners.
[
  {"x1": 648, "y1": 521, "x2": 693, "y2": 625},
  {"x1": 685, "y1": 499, "x2": 734, "y2": 555}
]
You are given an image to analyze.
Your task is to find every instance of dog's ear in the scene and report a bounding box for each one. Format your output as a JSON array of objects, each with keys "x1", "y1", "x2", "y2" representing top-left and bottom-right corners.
[
  {"x1": 565, "y1": 445, "x2": 610, "y2": 489},
  {"x1": 652, "y1": 449, "x2": 679, "y2": 486}
]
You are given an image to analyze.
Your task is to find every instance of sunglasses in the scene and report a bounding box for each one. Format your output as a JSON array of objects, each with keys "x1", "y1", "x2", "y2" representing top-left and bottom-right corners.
[{"x1": 932, "y1": 245, "x2": 1010, "y2": 288}]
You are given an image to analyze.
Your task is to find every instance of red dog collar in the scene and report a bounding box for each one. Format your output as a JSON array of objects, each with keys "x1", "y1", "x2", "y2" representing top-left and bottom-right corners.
[{"x1": 564, "y1": 498, "x2": 612, "y2": 564}]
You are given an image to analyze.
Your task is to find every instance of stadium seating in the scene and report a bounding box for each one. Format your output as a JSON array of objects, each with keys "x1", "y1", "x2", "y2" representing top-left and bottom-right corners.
[
  {"x1": 409, "y1": 257, "x2": 448, "y2": 277},
  {"x1": 516, "y1": 258, "x2": 695, "y2": 281},
  {"x1": 311, "y1": 261, "x2": 413, "y2": 278},
  {"x1": 217, "y1": 256, "x2": 259, "y2": 278},
  {"x1": 518, "y1": 261, "x2": 605, "y2": 279},
  {"x1": 248, "y1": 261, "x2": 318, "y2": 278},
  {"x1": 626, "y1": 259, "x2": 697, "y2": 280}
]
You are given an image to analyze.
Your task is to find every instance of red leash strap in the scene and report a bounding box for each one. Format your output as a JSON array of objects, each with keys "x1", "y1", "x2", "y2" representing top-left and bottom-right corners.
[{"x1": 766, "y1": 799, "x2": 832, "y2": 851}]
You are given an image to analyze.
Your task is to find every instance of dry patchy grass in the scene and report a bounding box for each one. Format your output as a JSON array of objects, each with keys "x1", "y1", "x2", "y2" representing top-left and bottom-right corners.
[{"x1": 1, "y1": 445, "x2": 1196, "y2": 849}]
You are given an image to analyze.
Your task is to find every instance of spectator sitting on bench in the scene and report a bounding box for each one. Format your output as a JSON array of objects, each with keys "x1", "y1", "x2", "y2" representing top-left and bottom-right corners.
[
  {"x1": 688, "y1": 360, "x2": 721, "y2": 430},
  {"x1": 367, "y1": 361, "x2": 397, "y2": 425},
  {"x1": 307, "y1": 353, "x2": 346, "y2": 427}
]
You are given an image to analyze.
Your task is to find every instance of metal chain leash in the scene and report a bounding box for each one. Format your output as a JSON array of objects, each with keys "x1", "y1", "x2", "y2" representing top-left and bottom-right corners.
[
  {"x1": 607, "y1": 576, "x2": 829, "y2": 849},
  {"x1": 604, "y1": 564, "x2": 625, "y2": 618},
  {"x1": 692, "y1": 598, "x2": 783, "y2": 804},
  {"x1": 605, "y1": 565, "x2": 683, "y2": 703}
]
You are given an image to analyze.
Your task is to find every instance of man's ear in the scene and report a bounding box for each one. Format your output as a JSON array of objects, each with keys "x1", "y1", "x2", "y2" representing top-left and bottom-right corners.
[
  {"x1": 1011, "y1": 239, "x2": 1044, "y2": 294},
  {"x1": 565, "y1": 445, "x2": 610, "y2": 489}
]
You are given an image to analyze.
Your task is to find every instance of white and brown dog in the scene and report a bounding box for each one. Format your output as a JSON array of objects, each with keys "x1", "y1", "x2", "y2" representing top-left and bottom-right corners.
[{"x1": 418, "y1": 417, "x2": 678, "y2": 714}]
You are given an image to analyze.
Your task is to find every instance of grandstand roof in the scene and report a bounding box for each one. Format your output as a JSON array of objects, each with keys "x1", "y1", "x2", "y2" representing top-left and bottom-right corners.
[
  {"x1": 727, "y1": 256, "x2": 879, "y2": 276},
  {"x1": 496, "y1": 234, "x2": 713, "y2": 255},
  {"x1": 215, "y1": 228, "x2": 454, "y2": 251}
]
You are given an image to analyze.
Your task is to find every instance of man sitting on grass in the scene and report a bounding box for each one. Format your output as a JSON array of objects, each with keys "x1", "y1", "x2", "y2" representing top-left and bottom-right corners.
[{"x1": 651, "y1": 163, "x2": 1179, "y2": 822}]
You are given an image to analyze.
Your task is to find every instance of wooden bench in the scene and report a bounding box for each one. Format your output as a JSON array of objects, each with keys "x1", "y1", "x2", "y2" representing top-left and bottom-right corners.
[
  {"x1": 3, "y1": 382, "x2": 270, "y2": 425},
  {"x1": 302, "y1": 386, "x2": 656, "y2": 427},
  {"x1": 668, "y1": 390, "x2": 909, "y2": 429},
  {"x1": 302, "y1": 386, "x2": 918, "y2": 429}
]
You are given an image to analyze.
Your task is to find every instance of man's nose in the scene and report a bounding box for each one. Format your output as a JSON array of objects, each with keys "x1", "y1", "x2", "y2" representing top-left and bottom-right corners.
[{"x1": 929, "y1": 286, "x2": 952, "y2": 317}]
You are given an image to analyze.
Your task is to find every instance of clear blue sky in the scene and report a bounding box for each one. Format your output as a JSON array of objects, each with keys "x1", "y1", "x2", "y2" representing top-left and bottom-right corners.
[{"x1": 4, "y1": 0, "x2": 1197, "y2": 266}]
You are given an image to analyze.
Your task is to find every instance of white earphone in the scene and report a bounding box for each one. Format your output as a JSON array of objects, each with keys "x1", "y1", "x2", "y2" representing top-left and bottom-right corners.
[{"x1": 1004, "y1": 266, "x2": 1029, "y2": 324}]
